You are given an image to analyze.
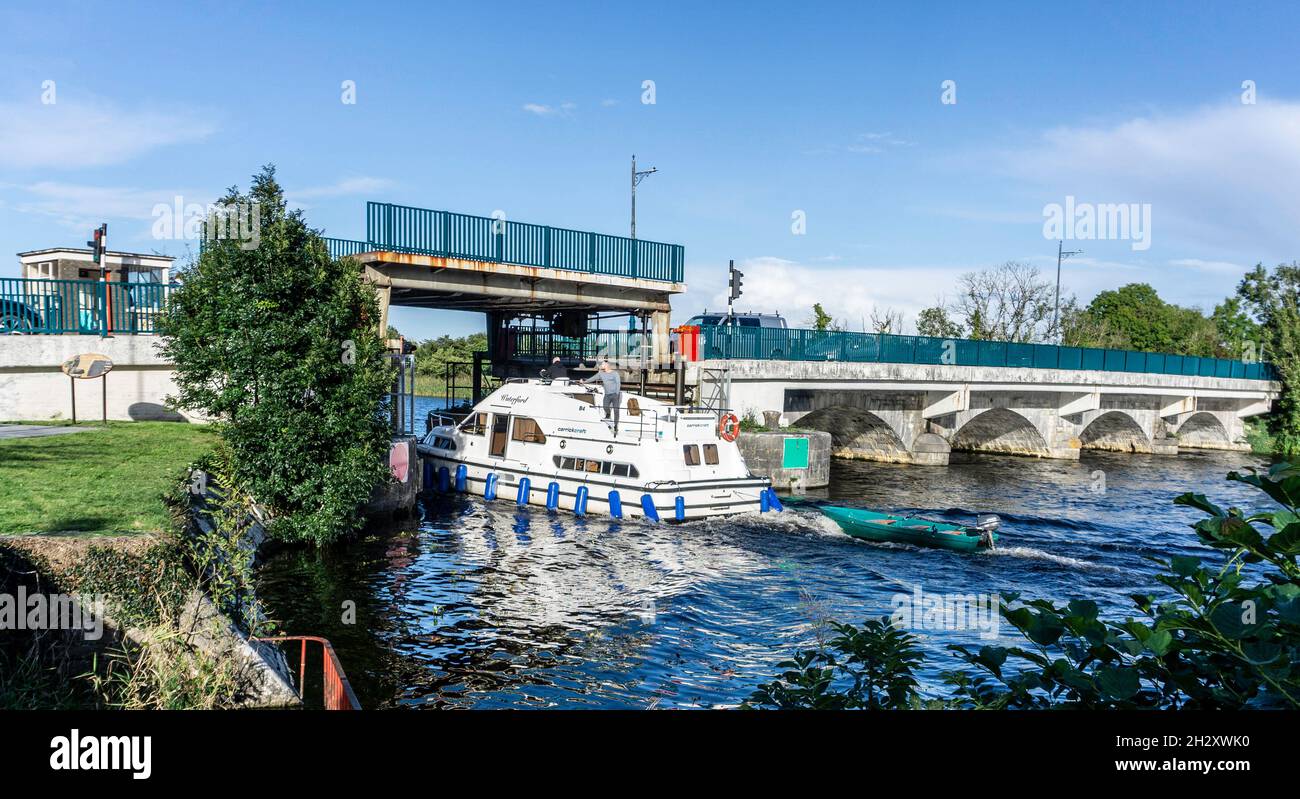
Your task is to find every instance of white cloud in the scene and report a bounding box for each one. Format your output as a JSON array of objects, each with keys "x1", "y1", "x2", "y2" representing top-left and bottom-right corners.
[
  {"x1": 1005, "y1": 101, "x2": 1300, "y2": 259},
  {"x1": 3, "y1": 181, "x2": 204, "y2": 233},
  {"x1": 286, "y1": 176, "x2": 395, "y2": 207},
  {"x1": 1168, "y1": 257, "x2": 1247, "y2": 275},
  {"x1": 846, "y1": 131, "x2": 913, "y2": 154},
  {"x1": 0, "y1": 99, "x2": 215, "y2": 168},
  {"x1": 522, "y1": 102, "x2": 576, "y2": 116},
  {"x1": 685, "y1": 256, "x2": 970, "y2": 333}
]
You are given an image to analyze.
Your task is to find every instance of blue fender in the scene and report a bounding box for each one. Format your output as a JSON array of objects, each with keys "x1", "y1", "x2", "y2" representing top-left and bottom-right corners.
[
  {"x1": 760, "y1": 489, "x2": 770, "y2": 513},
  {"x1": 674, "y1": 496, "x2": 686, "y2": 522},
  {"x1": 768, "y1": 489, "x2": 785, "y2": 512},
  {"x1": 574, "y1": 485, "x2": 589, "y2": 515},
  {"x1": 422, "y1": 460, "x2": 434, "y2": 492},
  {"x1": 641, "y1": 494, "x2": 660, "y2": 523},
  {"x1": 608, "y1": 490, "x2": 623, "y2": 519},
  {"x1": 516, "y1": 477, "x2": 531, "y2": 506},
  {"x1": 437, "y1": 466, "x2": 450, "y2": 493},
  {"x1": 455, "y1": 464, "x2": 468, "y2": 492},
  {"x1": 484, "y1": 472, "x2": 498, "y2": 501},
  {"x1": 546, "y1": 481, "x2": 560, "y2": 511}
]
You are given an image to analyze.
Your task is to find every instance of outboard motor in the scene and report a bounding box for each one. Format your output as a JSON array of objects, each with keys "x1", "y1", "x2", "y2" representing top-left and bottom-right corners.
[{"x1": 975, "y1": 514, "x2": 1001, "y2": 549}]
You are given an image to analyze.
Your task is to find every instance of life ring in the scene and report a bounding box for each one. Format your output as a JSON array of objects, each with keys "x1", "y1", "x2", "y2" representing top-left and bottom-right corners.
[{"x1": 719, "y1": 413, "x2": 740, "y2": 441}]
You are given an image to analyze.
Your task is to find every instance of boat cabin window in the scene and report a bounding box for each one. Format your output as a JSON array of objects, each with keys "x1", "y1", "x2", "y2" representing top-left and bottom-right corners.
[
  {"x1": 432, "y1": 437, "x2": 456, "y2": 451},
  {"x1": 683, "y1": 444, "x2": 701, "y2": 466},
  {"x1": 553, "y1": 456, "x2": 639, "y2": 479},
  {"x1": 511, "y1": 417, "x2": 546, "y2": 444},
  {"x1": 566, "y1": 393, "x2": 596, "y2": 406},
  {"x1": 460, "y1": 413, "x2": 488, "y2": 436},
  {"x1": 489, "y1": 415, "x2": 509, "y2": 457},
  {"x1": 703, "y1": 443, "x2": 719, "y2": 465}
]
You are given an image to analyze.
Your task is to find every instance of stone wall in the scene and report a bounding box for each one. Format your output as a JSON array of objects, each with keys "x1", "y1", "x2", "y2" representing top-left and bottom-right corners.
[
  {"x1": 0, "y1": 335, "x2": 198, "y2": 422},
  {"x1": 736, "y1": 430, "x2": 832, "y2": 489}
]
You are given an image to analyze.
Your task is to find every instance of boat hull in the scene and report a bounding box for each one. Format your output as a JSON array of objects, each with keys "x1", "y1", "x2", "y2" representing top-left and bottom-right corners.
[
  {"x1": 820, "y1": 506, "x2": 994, "y2": 552},
  {"x1": 418, "y1": 448, "x2": 770, "y2": 520}
]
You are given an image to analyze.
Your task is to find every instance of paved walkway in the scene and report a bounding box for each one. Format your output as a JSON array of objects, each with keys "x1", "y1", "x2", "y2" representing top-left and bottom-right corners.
[{"x1": 0, "y1": 424, "x2": 99, "y2": 440}]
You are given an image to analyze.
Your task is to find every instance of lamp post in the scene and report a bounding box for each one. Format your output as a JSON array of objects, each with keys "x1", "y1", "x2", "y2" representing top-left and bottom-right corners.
[
  {"x1": 630, "y1": 154, "x2": 658, "y2": 239},
  {"x1": 1053, "y1": 240, "x2": 1083, "y2": 343}
]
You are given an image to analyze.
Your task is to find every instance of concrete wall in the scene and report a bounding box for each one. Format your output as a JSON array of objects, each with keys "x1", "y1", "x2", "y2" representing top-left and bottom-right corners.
[
  {"x1": 0, "y1": 335, "x2": 197, "y2": 422},
  {"x1": 736, "y1": 430, "x2": 832, "y2": 489}
]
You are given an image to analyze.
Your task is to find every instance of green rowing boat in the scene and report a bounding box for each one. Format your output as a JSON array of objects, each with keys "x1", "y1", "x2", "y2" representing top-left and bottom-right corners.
[{"x1": 819, "y1": 506, "x2": 998, "y2": 552}]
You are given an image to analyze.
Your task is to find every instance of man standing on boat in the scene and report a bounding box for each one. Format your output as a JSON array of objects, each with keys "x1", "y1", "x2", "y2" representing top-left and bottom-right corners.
[
  {"x1": 584, "y1": 361, "x2": 621, "y2": 433},
  {"x1": 548, "y1": 356, "x2": 568, "y2": 380}
]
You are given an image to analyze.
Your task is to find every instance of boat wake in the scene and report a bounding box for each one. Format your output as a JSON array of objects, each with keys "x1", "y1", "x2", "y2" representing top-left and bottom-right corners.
[{"x1": 987, "y1": 545, "x2": 1121, "y2": 572}]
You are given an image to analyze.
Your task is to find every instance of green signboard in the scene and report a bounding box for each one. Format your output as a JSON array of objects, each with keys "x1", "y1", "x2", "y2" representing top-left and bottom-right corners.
[{"x1": 782, "y1": 436, "x2": 809, "y2": 469}]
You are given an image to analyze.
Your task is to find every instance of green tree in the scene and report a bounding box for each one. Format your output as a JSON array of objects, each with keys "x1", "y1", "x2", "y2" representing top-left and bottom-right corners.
[
  {"x1": 158, "y1": 165, "x2": 393, "y2": 545},
  {"x1": 1212, "y1": 296, "x2": 1261, "y2": 360},
  {"x1": 1238, "y1": 262, "x2": 1300, "y2": 454},
  {"x1": 1068, "y1": 283, "x2": 1219, "y2": 356},
  {"x1": 414, "y1": 332, "x2": 489, "y2": 393},
  {"x1": 915, "y1": 306, "x2": 962, "y2": 339},
  {"x1": 808, "y1": 303, "x2": 835, "y2": 332}
]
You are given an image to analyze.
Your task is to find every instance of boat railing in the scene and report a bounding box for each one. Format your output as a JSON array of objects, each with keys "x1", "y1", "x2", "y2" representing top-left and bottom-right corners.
[
  {"x1": 425, "y1": 410, "x2": 460, "y2": 432},
  {"x1": 471, "y1": 381, "x2": 737, "y2": 443}
]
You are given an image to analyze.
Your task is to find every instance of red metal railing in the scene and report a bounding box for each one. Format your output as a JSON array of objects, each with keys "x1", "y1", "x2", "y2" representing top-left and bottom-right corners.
[{"x1": 254, "y1": 635, "x2": 361, "y2": 710}]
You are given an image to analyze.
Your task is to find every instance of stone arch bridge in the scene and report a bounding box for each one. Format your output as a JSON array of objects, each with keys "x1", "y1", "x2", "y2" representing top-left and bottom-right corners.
[{"x1": 707, "y1": 359, "x2": 1279, "y2": 466}]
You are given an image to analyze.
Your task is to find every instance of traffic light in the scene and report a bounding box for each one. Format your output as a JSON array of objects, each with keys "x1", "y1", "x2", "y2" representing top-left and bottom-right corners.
[
  {"x1": 86, "y1": 224, "x2": 107, "y2": 264},
  {"x1": 728, "y1": 260, "x2": 744, "y2": 302}
]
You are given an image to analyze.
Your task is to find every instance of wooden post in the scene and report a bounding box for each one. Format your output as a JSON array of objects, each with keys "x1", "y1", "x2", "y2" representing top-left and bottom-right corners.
[
  {"x1": 70, "y1": 377, "x2": 77, "y2": 424},
  {"x1": 102, "y1": 373, "x2": 108, "y2": 425}
]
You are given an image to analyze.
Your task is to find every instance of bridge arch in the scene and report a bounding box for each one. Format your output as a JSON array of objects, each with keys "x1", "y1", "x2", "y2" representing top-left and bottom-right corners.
[
  {"x1": 951, "y1": 408, "x2": 1051, "y2": 457},
  {"x1": 1079, "y1": 411, "x2": 1151, "y2": 453},
  {"x1": 796, "y1": 406, "x2": 911, "y2": 463},
  {"x1": 1176, "y1": 412, "x2": 1232, "y2": 449}
]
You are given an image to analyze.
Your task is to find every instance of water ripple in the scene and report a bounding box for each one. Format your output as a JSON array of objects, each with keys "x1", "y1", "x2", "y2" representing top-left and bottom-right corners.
[{"x1": 256, "y1": 448, "x2": 1273, "y2": 708}]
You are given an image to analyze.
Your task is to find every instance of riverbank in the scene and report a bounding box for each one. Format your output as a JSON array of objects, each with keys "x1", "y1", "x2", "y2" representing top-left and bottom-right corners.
[
  {"x1": 1243, "y1": 416, "x2": 1277, "y2": 455},
  {"x1": 0, "y1": 420, "x2": 299, "y2": 709}
]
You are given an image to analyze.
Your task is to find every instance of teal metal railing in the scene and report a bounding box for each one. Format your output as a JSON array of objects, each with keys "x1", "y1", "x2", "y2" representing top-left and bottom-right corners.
[
  {"x1": 698, "y1": 325, "x2": 1279, "y2": 381},
  {"x1": 364, "y1": 202, "x2": 685, "y2": 283},
  {"x1": 324, "y1": 237, "x2": 371, "y2": 259},
  {"x1": 0, "y1": 277, "x2": 171, "y2": 335}
]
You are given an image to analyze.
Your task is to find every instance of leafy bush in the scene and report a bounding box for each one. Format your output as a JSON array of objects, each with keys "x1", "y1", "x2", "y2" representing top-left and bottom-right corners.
[
  {"x1": 745, "y1": 618, "x2": 923, "y2": 709},
  {"x1": 158, "y1": 166, "x2": 393, "y2": 545}
]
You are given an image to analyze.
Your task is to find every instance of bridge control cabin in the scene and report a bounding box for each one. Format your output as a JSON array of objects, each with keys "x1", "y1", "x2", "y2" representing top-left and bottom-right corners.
[{"x1": 327, "y1": 202, "x2": 686, "y2": 403}]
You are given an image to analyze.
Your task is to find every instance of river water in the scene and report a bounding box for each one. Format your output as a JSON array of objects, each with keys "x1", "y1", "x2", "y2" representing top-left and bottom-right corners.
[{"x1": 256, "y1": 402, "x2": 1274, "y2": 709}]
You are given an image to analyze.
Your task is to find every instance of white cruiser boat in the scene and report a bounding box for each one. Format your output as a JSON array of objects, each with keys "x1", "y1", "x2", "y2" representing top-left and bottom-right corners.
[{"x1": 417, "y1": 378, "x2": 778, "y2": 521}]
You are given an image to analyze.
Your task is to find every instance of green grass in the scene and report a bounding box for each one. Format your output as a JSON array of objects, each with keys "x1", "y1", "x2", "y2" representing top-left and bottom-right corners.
[{"x1": 0, "y1": 422, "x2": 216, "y2": 535}]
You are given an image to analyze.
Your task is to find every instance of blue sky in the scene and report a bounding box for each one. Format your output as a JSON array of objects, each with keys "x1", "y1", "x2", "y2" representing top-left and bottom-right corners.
[{"x1": 3, "y1": 0, "x2": 1299, "y2": 338}]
